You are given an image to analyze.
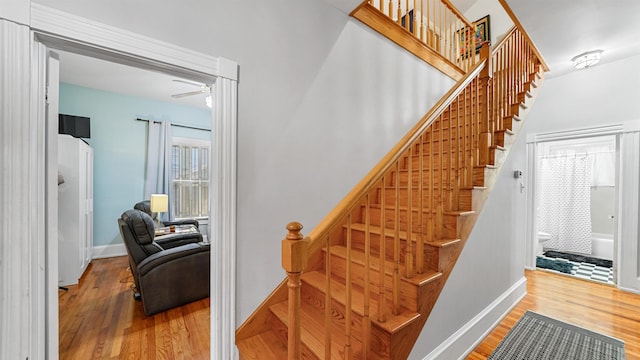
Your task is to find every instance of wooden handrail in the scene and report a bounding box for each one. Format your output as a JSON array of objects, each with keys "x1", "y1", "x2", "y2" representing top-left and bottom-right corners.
[
  {"x1": 441, "y1": 0, "x2": 473, "y2": 29},
  {"x1": 497, "y1": 0, "x2": 549, "y2": 71}
]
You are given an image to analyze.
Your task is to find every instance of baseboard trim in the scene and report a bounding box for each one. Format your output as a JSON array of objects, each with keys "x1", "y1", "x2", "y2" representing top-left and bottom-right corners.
[
  {"x1": 92, "y1": 244, "x2": 127, "y2": 259},
  {"x1": 618, "y1": 285, "x2": 640, "y2": 295},
  {"x1": 421, "y1": 276, "x2": 527, "y2": 360}
]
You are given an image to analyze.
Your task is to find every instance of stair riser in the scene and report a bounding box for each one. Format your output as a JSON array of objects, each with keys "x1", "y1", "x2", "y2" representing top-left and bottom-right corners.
[
  {"x1": 268, "y1": 314, "x2": 321, "y2": 360},
  {"x1": 300, "y1": 281, "x2": 394, "y2": 358},
  {"x1": 473, "y1": 166, "x2": 487, "y2": 187},
  {"x1": 390, "y1": 166, "x2": 475, "y2": 187},
  {"x1": 326, "y1": 253, "x2": 421, "y2": 312},
  {"x1": 363, "y1": 206, "x2": 459, "y2": 238},
  {"x1": 412, "y1": 141, "x2": 474, "y2": 160},
  {"x1": 346, "y1": 228, "x2": 452, "y2": 270},
  {"x1": 377, "y1": 187, "x2": 472, "y2": 213},
  {"x1": 423, "y1": 243, "x2": 458, "y2": 273}
]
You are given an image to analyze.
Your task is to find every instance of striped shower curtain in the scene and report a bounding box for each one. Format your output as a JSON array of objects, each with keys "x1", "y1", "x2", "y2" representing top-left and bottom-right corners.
[{"x1": 537, "y1": 154, "x2": 592, "y2": 254}]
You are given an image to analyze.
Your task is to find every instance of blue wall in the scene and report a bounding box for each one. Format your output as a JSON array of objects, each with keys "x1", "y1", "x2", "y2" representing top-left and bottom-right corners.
[{"x1": 59, "y1": 83, "x2": 211, "y2": 247}]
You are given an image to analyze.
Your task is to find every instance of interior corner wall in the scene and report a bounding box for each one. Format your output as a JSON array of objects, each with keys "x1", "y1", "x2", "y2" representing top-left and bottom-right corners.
[{"x1": 58, "y1": 83, "x2": 210, "y2": 248}]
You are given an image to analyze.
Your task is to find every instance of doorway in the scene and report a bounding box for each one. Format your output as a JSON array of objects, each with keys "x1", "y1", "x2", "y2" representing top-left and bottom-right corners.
[
  {"x1": 534, "y1": 135, "x2": 617, "y2": 284},
  {"x1": 30, "y1": 8, "x2": 238, "y2": 358}
]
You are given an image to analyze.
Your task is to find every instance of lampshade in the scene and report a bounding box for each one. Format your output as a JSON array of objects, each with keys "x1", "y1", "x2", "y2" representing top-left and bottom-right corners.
[
  {"x1": 150, "y1": 194, "x2": 169, "y2": 213},
  {"x1": 571, "y1": 50, "x2": 602, "y2": 70}
]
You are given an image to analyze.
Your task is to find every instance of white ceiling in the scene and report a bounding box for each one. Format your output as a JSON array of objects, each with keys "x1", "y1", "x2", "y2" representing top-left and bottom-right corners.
[
  {"x1": 58, "y1": 0, "x2": 640, "y2": 105},
  {"x1": 58, "y1": 50, "x2": 211, "y2": 110},
  {"x1": 503, "y1": 0, "x2": 640, "y2": 78}
]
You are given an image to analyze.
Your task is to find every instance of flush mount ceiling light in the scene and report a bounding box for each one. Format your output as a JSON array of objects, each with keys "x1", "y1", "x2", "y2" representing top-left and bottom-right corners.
[{"x1": 571, "y1": 50, "x2": 603, "y2": 70}]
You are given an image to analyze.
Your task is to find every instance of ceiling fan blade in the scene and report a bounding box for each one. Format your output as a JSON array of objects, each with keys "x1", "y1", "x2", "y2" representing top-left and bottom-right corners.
[
  {"x1": 171, "y1": 90, "x2": 207, "y2": 98},
  {"x1": 172, "y1": 79, "x2": 205, "y2": 87}
]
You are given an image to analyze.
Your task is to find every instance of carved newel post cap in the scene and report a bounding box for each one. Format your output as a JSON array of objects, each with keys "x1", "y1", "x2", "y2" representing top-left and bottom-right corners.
[
  {"x1": 286, "y1": 222, "x2": 304, "y2": 240},
  {"x1": 282, "y1": 222, "x2": 307, "y2": 273}
]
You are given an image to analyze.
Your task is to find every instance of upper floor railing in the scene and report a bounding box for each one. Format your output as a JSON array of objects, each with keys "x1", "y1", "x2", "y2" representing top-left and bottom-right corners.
[{"x1": 357, "y1": 0, "x2": 480, "y2": 75}]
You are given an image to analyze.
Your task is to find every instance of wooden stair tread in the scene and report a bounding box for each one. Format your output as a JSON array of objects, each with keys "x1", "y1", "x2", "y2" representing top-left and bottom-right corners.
[
  {"x1": 325, "y1": 245, "x2": 443, "y2": 286},
  {"x1": 368, "y1": 203, "x2": 475, "y2": 217},
  {"x1": 443, "y1": 210, "x2": 475, "y2": 217},
  {"x1": 270, "y1": 300, "x2": 362, "y2": 359},
  {"x1": 495, "y1": 128, "x2": 515, "y2": 135},
  {"x1": 301, "y1": 270, "x2": 420, "y2": 334},
  {"x1": 347, "y1": 223, "x2": 461, "y2": 247},
  {"x1": 237, "y1": 330, "x2": 288, "y2": 360}
]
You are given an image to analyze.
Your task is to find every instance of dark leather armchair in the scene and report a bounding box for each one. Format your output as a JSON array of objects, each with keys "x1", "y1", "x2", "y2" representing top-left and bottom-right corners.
[
  {"x1": 118, "y1": 209, "x2": 210, "y2": 315},
  {"x1": 134, "y1": 200, "x2": 200, "y2": 229}
]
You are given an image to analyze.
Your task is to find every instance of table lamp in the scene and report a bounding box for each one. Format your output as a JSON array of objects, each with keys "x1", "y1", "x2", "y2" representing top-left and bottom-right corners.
[{"x1": 150, "y1": 194, "x2": 168, "y2": 227}]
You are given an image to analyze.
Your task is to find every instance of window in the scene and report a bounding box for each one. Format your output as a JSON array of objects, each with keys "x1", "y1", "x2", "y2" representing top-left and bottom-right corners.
[{"x1": 171, "y1": 137, "x2": 210, "y2": 219}]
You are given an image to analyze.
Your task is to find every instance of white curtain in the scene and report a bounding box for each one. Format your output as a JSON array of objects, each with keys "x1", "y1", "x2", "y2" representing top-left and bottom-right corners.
[
  {"x1": 144, "y1": 120, "x2": 173, "y2": 221},
  {"x1": 538, "y1": 153, "x2": 592, "y2": 254},
  {"x1": 590, "y1": 146, "x2": 615, "y2": 187}
]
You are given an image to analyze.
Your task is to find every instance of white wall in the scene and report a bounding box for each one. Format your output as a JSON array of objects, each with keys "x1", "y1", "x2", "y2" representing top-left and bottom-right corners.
[
  {"x1": 464, "y1": 0, "x2": 514, "y2": 45},
  {"x1": 0, "y1": 0, "x2": 29, "y2": 24}
]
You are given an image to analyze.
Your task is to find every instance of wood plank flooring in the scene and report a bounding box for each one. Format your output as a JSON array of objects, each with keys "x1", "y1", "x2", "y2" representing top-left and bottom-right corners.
[
  {"x1": 59, "y1": 256, "x2": 209, "y2": 359},
  {"x1": 61, "y1": 258, "x2": 639, "y2": 359},
  {"x1": 468, "y1": 269, "x2": 640, "y2": 359}
]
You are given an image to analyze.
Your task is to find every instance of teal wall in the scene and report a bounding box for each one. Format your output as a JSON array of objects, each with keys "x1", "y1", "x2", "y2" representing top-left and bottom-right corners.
[{"x1": 59, "y1": 83, "x2": 211, "y2": 247}]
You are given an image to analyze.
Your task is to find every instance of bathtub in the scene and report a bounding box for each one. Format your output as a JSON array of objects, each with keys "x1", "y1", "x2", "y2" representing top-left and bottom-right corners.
[{"x1": 591, "y1": 232, "x2": 614, "y2": 260}]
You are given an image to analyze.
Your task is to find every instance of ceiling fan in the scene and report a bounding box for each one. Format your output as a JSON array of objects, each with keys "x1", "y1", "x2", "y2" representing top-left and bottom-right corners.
[{"x1": 171, "y1": 79, "x2": 212, "y2": 99}]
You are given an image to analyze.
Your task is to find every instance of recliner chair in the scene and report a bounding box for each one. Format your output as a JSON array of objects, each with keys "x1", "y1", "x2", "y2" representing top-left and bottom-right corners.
[
  {"x1": 134, "y1": 200, "x2": 199, "y2": 229},
  {"x1": 118, "y1": 209, "x2": 210, "y2": 315}
]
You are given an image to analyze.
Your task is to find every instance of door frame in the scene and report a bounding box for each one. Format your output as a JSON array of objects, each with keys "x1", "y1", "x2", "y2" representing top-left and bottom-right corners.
[
  {"x1": 525, "y1": 123, "x2": 640, "y2": 292},
  {"x1": 30, "y1": 3, "x2": 239, "y2": 359}
]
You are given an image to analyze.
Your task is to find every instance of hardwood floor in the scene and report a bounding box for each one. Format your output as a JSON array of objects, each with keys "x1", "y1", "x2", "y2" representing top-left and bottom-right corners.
[
  {"x1": 468, "y1": 269, "x2": 640, "y2": 359},
  {"x1": 59, "y1": 256, "x2": 209, "y2": 359},
  {"x1": 61, "y1": 258, "x2": 638, "y2": 359}
]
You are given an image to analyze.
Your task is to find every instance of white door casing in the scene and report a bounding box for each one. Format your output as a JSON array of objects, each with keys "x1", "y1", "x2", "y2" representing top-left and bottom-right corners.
[
  {"x1": 5, "y1": 4, "x2": 239, "y2": 359},
  {"x1": 525, "y1": 123, "x2": 640, "y2": 294}
]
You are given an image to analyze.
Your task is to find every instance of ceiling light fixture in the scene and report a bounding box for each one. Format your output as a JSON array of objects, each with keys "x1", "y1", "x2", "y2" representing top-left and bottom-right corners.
[
  {"x1": 205, "y1": 95, "x2": 212, "y2": 108},
  {"x1": 571, "y1": 50, "x2": 603, "y2": 70}
]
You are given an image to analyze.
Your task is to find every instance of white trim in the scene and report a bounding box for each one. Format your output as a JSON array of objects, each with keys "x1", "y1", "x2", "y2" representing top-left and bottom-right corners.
[
  {"x1": 30, "y1": 3, "x2": 235, "y2": 81},
  {"x1": 421, "y1": 277, "x2": 528, "y2": 360},
  {"x1": 618, "y1": 286, "x2": 640, "y2": 296},
  {"x1": 44, "y1": 46, "x2": 61, "y2": 360},
  {"x1": 210, "y1": 77, "x2": 239, "y2": 359},
  {"x1": 27, "y1": 6, "x2": 239, "y2": 359},
  {"x1": 1, "y1": 19, "x2": 36, "y2": 360},
  {"x1": 526, "y1": 124, "x2": 624, "y2": 143},
  {"x1": 617, "y1": 132, "x2": 640, "y2": 292},
  {"x1": 92, "y1": 244, "x2": 128, "y2": 259},
  {"x1": 525, "y1": 124, "x2": 640, "y2": 294}
]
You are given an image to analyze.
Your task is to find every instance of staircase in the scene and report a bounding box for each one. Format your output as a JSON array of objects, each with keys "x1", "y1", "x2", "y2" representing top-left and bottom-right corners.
[{"x1": 236, "y1": 2, "x2": 547, "y2": 359}]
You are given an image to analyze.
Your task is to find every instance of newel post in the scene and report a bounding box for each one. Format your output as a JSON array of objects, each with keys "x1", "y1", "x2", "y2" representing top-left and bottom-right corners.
[
  {"x1": 282, "y1": 222, "x2": 308, "y2": 360},
  {"x1": 478, "y1": 41, "x2": 493, "y2": 166}
]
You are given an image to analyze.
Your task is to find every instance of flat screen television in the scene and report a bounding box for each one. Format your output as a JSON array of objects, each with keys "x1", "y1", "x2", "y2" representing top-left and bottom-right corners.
[{"x1": 59, "y1": 114, "x2": 91, "y2": 139}]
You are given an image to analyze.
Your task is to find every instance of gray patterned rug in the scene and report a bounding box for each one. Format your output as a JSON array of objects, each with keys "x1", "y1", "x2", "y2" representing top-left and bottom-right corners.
[{"x1": 489, "y1": 311, "x2": 625, "y2": 360}]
